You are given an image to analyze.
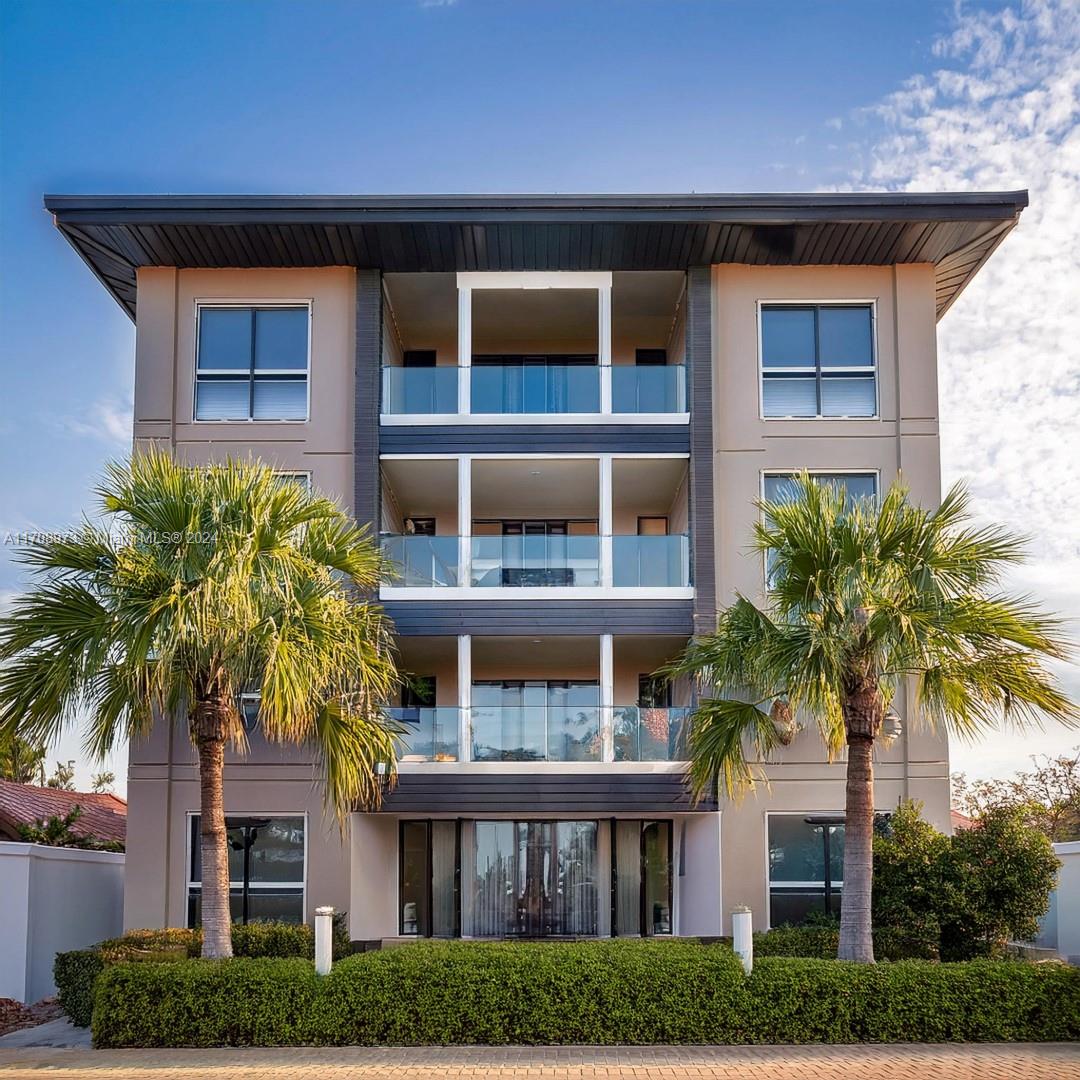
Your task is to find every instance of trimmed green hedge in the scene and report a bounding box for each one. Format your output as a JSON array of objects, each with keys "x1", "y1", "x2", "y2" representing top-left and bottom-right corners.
[
  {"x1": 753, "y1": 924, "x2": 938, "y2": 961},
  {"x1": 91, "y1": 940, "x2": 1080, "y2": 1048},
  {"x1": 55, "y1": 921, "x2": 348, "y2": 1028},
  {"x1": 53, "y1": 949, "x2": 105, "y2": 1028}
]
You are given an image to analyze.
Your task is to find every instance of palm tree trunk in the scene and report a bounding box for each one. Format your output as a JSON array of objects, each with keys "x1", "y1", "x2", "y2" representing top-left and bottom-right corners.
[
  {"x1": 838, "y1": 732, "x2": 875, "y2": 961},
  {"x1": 195, "y1": 693, "x2": 233, "y2": 959}
]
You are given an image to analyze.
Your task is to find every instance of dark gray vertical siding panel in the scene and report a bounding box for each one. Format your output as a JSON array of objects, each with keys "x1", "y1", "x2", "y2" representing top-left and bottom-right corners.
[
  {"x1": 686, "y1": 267, "x2": 716, "y2": 635},
  {"x1": 354, "y1": 270, "x2": 382, "y2": 531}
]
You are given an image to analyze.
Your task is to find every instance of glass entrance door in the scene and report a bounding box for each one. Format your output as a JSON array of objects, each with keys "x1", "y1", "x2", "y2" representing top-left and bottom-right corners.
[{"x1": 467, "y1": 820, "x2": 599, "y2": 937}]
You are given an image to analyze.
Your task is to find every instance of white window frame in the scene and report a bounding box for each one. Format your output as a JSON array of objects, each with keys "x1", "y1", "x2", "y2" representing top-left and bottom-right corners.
[
  {"x1": 756, "y1": 299, "x2": 879, "y2": 421},
  {"x1": 193, "y1": 300, "x2": 313, "y2": 424},
  {"x1": 274, "y1": 470, "x2": 312, "y2": 491},
  {"x1": 185, "y1": 811, "x2": 309, "y2": 927},
  {"x1": 759, "y1": 469, "x2": 880, "y2": 587}
]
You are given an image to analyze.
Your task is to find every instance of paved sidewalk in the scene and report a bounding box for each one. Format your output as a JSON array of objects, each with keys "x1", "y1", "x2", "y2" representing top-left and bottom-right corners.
[{"x1": 0, "y1": 1043, "x2": 1077, "y2": 1079}]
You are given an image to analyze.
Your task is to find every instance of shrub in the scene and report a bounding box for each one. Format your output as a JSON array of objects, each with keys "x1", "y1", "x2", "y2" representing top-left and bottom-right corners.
[
  {"x1": 53, "y1": 949, "x2": 104, "y2": 1028},
  {"x1": 873, "y1": 802, "x2": 1060, "y2": 960},
  {"x1": 56, "y1": 918, "x2": 349, "y2": 1027},
  {"x1": 91, "y1": 940, "x2": 1080, "y2": 1048},
  {"x1": 754, "y1": 923, "x2": 937, "y2": 961}
]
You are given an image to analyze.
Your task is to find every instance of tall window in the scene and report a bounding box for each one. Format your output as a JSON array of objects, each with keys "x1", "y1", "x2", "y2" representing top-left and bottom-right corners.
[
  {"x1": 612, "y1": 820, "x2": 673, "y2": 936},
  {"x1": 767, "y1": 815, "x2": 844, "y2": 927},
  {"x1": 195, "y1": 306, "x2": 309, "y2": 421},
  {"x1": 187, "y1": 815, "x2": 305, "y2": 926},
  {"x1": 466, "y1": 820, "x2": 599, "y2": 937},
  {"x1": 761, "y1": 304, "x2": 876, "y2": 418}
]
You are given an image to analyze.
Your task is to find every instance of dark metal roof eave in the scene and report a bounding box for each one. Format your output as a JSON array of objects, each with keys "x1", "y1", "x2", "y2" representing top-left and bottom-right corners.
[
  {"x1": 42, "y1": 190, "x2": 1028, "y2": 322},
  {"x1": 44, "y1": 189, "x2": 1029, "y2": 224}
]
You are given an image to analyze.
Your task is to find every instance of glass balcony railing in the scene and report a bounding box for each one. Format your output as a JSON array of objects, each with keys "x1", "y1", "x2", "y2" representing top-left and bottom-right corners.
[
  {"x1": 611, "y1": 365, "x2": 687, "y2": 413},
  {"x1": 612, "y1": 534, "x2": 690, "y2": 587},
  {"x1": 612, "y1": 706, "x2": 691, "y2": 762},
  {"x1": 470, "y1": 535, "x2": 601, "y2": 587},
  {"x1": 382, "y1": 367, "x2": 459, "y2": 415},
  {"x1": 470, "y1": 706, "x2": 602, "y2": 762},
  {"x1": 380, "y1": 364, "x2": 688, "y2": 415},
  {"x1": 471, "y1": 364, "x2": 601, "y2": 414},
  {"x1": 380, "y1": 535, "x2": 459, "y2": 587},
  {"x1": 386, "y1": 707, "x2": 460, "y2": 762}
]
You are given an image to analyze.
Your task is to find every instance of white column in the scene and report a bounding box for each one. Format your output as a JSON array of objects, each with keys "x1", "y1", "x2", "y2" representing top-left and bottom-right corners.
[
  {"x1": 732, "y1": 907, "x2": 753, "y2": 974},
  {"x1": 457, "y1": 286, "x2": 472, "y2": 415},
  {"x1": 458, "y1": 634, "x2": 472, "y2": 763},
  {"x1": 599, "y1": 455, "x2": 613, "y2": 588},
  {"x1": 599, "y1": 284, "x2": 612, "y2": 414},
  {"x1": 458, "y1": 456, "x2": 471, "y2": 589},
  {"x1": 600, "y1": 633, "x2": 614, "y2": 762},
  {"x1": 314, "y1": 906, "x2": 334, "y2": 975}
]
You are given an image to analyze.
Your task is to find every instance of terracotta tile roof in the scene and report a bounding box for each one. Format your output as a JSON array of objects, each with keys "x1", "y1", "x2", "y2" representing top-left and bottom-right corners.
[
  {"x1": 0, "y1": 780, "x2": 126, "y2": 843},
  {"x1": 951, "y1": 809, "x2": 975, "y2": 832}
]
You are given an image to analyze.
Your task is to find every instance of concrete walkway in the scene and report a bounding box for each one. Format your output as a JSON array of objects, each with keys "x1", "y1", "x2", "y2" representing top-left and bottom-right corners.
[{"x1": 0, "y1": 1043, "x2": 1077, "y2": 1078}]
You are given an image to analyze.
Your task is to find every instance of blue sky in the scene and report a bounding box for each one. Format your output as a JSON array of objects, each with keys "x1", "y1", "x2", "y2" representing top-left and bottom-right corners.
[{"x1": 1, "y1": 0, "x2": 1077, "y2": 791}]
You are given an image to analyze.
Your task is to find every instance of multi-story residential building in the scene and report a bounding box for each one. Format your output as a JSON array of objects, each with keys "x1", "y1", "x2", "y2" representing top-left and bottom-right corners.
[{"x1": 47, "y1": 191, "x2": 1026, "y2": 941}]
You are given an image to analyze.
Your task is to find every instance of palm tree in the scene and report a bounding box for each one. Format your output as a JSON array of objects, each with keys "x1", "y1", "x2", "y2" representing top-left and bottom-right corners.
[
  {"x1": 667, "y1": 474, "x2": 1076, "y2": 962},
  {"x1": 0, "y1": 452, "x2": 399, "y2": 958}
]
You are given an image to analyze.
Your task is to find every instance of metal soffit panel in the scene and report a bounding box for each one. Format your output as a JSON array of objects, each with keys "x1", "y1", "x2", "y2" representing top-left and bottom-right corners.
[{"x1": 45, "y1": 192, "x2": 1027, "y2": 321}]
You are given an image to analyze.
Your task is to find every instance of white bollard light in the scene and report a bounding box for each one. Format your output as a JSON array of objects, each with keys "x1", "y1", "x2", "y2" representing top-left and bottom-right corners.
[
  {"x1": 731, "y1": 906, "x2": 753, "y2": 974},
  {"x1": 314, "y1": 906, "x2": 335, "y2": 976}
]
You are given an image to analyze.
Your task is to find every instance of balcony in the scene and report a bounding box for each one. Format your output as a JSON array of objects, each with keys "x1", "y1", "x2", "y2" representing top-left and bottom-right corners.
[
  {"x1": 387, "y1": 706, "x2": 461, "y2": 762},
  {"x1": 379, "y1": 457, "x2": 692, "y2": 596},
  {"x1": 379, "y1": 270, "x2": 688, "y2": 419},
  {"x1": 391, "y1": 635, "x2": 694, "y2": 765}
]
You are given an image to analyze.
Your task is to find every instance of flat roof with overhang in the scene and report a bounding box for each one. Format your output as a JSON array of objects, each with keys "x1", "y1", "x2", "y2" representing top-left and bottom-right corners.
[{"x1": 44, "y1": 190, "x2": 1028, "y2": 320}]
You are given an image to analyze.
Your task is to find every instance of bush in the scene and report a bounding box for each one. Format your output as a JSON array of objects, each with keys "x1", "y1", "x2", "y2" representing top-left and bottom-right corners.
[
  {"x1": 874, "y1": 802, "x2": 1060, "y2": 960},
  {"x1": 91, "y1": 940, "x2": 1080, "y2": 1048},
  {"x1": 56, "y1": 918, "x2": 349, "y2": 1027},
  {"x1": 53, "y1": 949, "x2": 104, "y2": 1028},
  {"x1": 752, "y1": 924, "x2": 936, "y2": 962}
]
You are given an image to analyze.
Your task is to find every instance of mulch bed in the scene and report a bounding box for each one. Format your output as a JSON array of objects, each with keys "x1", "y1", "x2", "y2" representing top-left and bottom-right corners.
[{"x1": 0, "y1": 997, "x2": 62, "y2": 1037}]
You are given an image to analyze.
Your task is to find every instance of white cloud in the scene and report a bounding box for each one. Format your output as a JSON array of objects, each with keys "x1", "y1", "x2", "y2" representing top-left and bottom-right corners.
[
  {"x1": 52, "y1": 397, "x2": 133, "y2": 446},
  {"x1": 849, "y1": 0, "x2": 1080, "y2": 780}
]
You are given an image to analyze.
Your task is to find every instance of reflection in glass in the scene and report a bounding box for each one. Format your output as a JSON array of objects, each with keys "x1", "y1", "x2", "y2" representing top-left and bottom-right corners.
[{"x1": 468, "y1": 820, "x2": 598, "y2": 937}]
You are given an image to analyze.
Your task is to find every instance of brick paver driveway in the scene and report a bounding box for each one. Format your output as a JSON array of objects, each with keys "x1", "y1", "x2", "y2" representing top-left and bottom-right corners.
[{"x1": 1, "y1": 1044, "x2": 1078, "y2": 1079}]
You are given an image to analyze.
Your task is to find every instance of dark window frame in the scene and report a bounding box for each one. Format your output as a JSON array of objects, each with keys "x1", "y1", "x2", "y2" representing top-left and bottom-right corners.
[
  {"x1": 194, "y1": 303, "x2": 311, "y2": 422},
  {"x1": 759, "y1": 303, "x2": 876, "y2": 419},
  {"x1": 186, "y1": 814, "x2": 305, "y2": 927}
]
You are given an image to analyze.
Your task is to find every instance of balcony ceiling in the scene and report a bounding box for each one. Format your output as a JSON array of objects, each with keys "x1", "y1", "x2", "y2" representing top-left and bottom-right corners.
[{"x1": 44, "y1": 191, "x2": 1028, "y2": 322}]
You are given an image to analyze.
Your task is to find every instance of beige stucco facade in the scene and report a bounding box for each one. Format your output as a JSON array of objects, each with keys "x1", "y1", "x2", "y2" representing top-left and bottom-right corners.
[{"x1": 123, "y1": 259, "x2": 950, "y2": 938}]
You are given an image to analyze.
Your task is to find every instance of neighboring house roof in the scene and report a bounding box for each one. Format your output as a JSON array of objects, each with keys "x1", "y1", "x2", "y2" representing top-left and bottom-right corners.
[
  {"x1": 951, "y1": 809, "x2": 975, "y2": 832},
  {"x1": 0, "y1": 780, "x2": 127, "y2": 843},
  {"x1": 43, "y1": 190, "x2": 1027, "y2": 322}
]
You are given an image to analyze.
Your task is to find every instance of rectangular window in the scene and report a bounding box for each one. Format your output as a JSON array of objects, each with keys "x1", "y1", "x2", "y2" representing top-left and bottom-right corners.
[
  {"x1": 195, "y1": 305, "x2": 309, "y2": 421},
  {"x1": 187, "y1": 815, "x2": 305, "y2": 926},
  {"x1": 761, "y1": 304, "x2": 876, "y2": 418},
  {"x1": 767, "y1": 815, "x2": 844, "y2": 927}
]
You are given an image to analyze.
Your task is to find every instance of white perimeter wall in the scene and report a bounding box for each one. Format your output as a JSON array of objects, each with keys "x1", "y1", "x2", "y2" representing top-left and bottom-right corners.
[
  {"x1": 0, "y1": 843, "x2": 124, "y2": 1003},
  {"x1": 1040, "y1": 841, "x2": 1080, "y2": 964}
]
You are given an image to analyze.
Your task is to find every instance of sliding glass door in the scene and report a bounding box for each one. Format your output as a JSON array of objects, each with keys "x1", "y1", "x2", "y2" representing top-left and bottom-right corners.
[
  {"x1": 466, "y1": 820, "x2": 599, "y2": 937},
  {"x1": 612, "y1": 820, "x2": 673, "y2": 935}
]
